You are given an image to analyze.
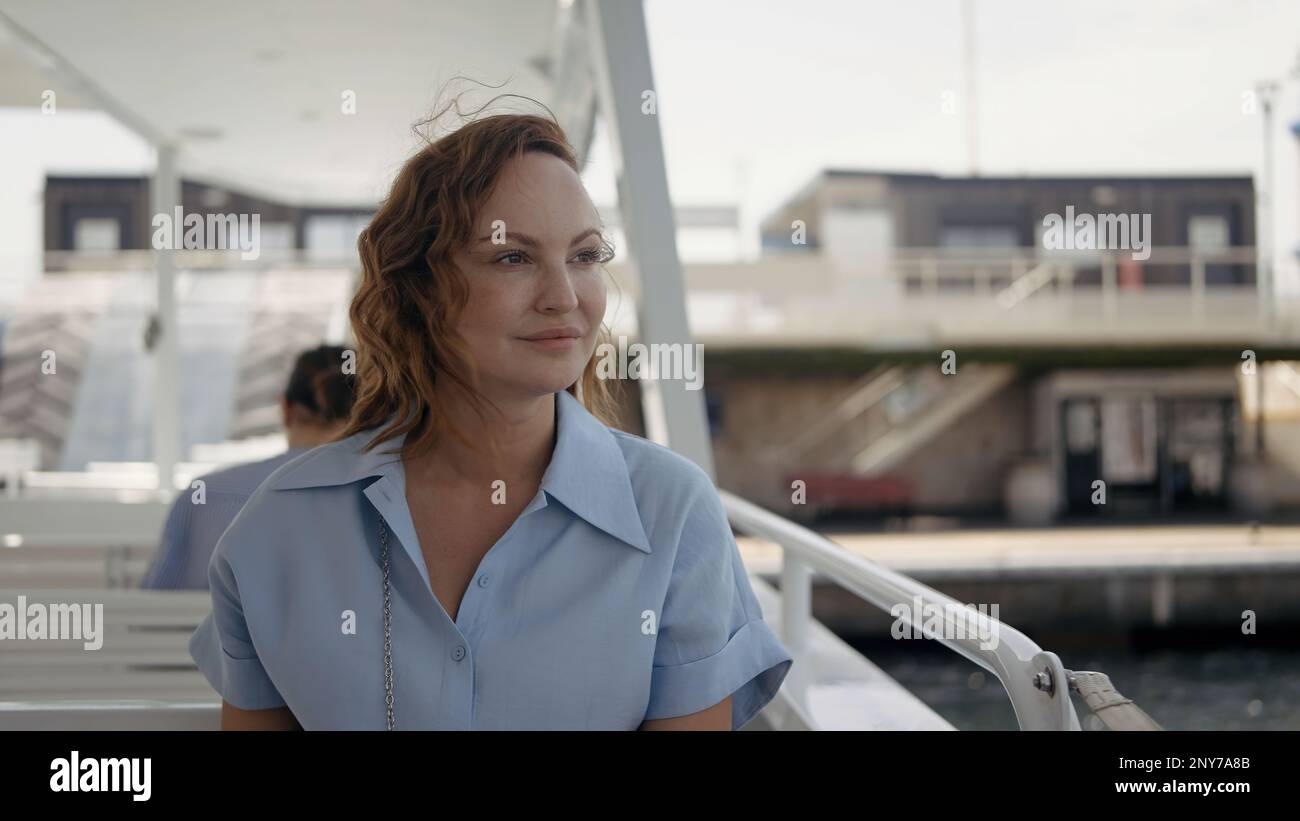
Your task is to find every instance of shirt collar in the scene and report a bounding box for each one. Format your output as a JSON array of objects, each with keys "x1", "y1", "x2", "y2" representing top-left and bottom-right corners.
[{"x1": 267, "y1": 390, "x2": 652, "y2": 554}]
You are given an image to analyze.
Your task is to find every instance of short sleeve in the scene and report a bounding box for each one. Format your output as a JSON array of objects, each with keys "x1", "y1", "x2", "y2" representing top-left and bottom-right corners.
[
  {"x1": 187, "y1": 543, "x2": 287, "y2": 710},
  {"x1": 643, "y1": 482, "x2": 793, "y2": 729}
]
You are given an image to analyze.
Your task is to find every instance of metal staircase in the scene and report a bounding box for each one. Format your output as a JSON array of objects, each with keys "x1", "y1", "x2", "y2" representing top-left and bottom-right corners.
[{"x1": 761, "y1": 361, "x2": 1017, "y2": 477}]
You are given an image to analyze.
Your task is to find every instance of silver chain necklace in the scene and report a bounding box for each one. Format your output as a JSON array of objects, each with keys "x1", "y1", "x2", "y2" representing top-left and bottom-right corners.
[{"x1": 380, "y1": 515, "x2": 395, "y2": 730}]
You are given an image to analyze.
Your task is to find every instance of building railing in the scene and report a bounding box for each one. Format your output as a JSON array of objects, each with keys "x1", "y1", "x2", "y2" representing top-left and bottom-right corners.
[
  {"x1": 721, "y1": 490, "x2": 1082, "y2": 730},
  {"x1": 594, "y1": 244, "x2": 1286, "y2": 343},
  {"x1": 887, "y1": 246, "x2": 1262, "y2": 319}
]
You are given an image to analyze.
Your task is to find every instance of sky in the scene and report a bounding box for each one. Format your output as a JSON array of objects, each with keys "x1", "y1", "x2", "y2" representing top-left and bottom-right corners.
[{"x1": 629, "y1": 0, "x2": 1300, "y2": 208}]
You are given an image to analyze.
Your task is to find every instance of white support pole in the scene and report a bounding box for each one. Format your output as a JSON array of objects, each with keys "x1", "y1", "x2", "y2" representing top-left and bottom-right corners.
[
  {"x1": 1257, "y1": 83, "x2": 1275, "y2": 325},
  {"x1": 151, "y1": 144, "x2": 182, "y2": 493},
  {"x1": 781, "y1": 553, "x2": 813, "y2": 713},
  {"x1": 583, "y1": 0, "x2": 716, "y2": 480}
]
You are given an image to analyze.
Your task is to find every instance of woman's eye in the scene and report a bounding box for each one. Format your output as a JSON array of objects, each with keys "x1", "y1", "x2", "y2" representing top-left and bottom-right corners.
[
  {"x1": 574, "y1": 246, "x2": 611, "y2": 265},
  {"x1": 494, "y1": 250, "x2": 529, "y2": 265}
]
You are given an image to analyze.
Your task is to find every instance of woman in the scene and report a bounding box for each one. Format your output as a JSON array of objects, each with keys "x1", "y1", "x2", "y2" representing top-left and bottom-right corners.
[
  {"x1": 141, "y1": 344, "x2": 356, "y2": 590},
  {"x1": 188, "y1": 110, "x2": 793, "y2": 730}
]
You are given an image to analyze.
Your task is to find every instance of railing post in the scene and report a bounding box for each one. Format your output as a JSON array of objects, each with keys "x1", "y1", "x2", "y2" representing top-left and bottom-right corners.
[
  {"x1": 1101, "y1": 253, "x2": 1117, "y2": 318},
  {"x1": 1191, "y1": 253, "x2": 1205, "y2": 318},
  {"x1": 781, "y1": 551, "x2": 813, "y2": 711}
]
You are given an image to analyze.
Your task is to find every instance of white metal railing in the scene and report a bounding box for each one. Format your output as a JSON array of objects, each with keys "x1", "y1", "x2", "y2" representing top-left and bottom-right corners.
[{"x1": 722, "y1": 490, "x2": 1082, "y2": 730}]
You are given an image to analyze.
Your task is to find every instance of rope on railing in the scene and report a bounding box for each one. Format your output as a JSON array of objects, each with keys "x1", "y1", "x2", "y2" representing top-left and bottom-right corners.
[{"x1": 1063, "y1": 670, "x2": 1163, "y2": 731}]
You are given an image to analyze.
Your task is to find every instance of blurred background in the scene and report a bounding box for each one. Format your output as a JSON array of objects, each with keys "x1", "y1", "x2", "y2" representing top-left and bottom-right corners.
[{"x1": 1, "y1": 0, "x2": 1298, "y2": 730}]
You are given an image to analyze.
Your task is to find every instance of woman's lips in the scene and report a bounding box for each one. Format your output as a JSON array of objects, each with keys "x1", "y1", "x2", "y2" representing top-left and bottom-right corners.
[{"x1": 520, "y1": 336, "x2": 578, "y2": 350}]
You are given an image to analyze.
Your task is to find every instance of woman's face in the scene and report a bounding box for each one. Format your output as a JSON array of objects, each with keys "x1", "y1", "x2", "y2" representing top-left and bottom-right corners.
[{"x1": 449, "y1": 151, "x2": 609, "y2": 405}]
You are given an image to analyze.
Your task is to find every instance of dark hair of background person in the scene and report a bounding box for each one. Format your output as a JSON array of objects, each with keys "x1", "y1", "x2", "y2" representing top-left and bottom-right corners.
[{"x1": 284, "y1": 344, "x2": 358, "y2": 425}]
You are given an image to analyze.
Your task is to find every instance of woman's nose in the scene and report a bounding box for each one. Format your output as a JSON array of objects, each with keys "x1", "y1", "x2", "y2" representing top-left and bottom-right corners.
[{"x1": 536, "y1": 260, "x2": 580, "y2": 312}]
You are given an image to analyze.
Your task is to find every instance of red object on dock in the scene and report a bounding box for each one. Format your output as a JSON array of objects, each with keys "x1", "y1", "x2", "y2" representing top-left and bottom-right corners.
[{"x1": 785, "y1": 471, "x2": 913, "y2": 511}]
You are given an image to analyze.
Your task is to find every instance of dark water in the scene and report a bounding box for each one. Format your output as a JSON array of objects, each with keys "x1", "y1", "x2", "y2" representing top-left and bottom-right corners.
[{"x1": 848, "y1": 636, "x2": 1300, "y2": 730}]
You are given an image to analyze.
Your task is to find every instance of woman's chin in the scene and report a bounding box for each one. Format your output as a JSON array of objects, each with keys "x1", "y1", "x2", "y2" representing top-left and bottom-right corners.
[{"x1": 506, "y1": 372, "x2": 586, "y2": 398}]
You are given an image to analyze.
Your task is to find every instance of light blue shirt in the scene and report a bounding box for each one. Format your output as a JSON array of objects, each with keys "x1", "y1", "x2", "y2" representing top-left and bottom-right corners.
[
  {"x1": 188, "y1": 389, "x2": 793, "y2": 729},
  {"x1": 140, "y1": 448, "x2": 309, "y2": 590}
]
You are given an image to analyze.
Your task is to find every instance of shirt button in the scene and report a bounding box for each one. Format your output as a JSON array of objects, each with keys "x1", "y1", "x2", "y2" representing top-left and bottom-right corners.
[
  {"x1": 451, "y1": 644, "x2": 466, "y2": 662},
  {"x1": 477, "y1": 574, "x2": 490, "y2": 588}
]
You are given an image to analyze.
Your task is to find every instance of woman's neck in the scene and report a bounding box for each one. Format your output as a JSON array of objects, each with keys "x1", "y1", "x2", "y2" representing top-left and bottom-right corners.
[{"x1": 405, "y1": 390, "x2": 557, "y2": 489}]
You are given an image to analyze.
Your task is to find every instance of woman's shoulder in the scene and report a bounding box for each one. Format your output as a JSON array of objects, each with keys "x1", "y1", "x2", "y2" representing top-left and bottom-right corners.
[
  {"x1": 604, "y1": 428, "x2": 738, "y2": 573},
  {"x1": 606, "y1": 428, "x2": 717, "y2": 509},
  {"x1": 213, "y1": 432, "x2": 377, "y2": 564}
]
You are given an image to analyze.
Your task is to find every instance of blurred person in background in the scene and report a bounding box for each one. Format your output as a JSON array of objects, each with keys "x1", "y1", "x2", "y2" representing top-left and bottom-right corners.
[{"x1": 140, "y1": 344, "x2": 357, "y2": 590}]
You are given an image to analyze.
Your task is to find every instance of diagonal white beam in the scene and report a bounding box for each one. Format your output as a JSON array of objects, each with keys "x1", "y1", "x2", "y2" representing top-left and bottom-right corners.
[
  {"x1": 583, "y1": 0, "x2": 716, "y2": 480},
  {"x1": 0, "y1": 7, "x2": 169, "y2": 146}
]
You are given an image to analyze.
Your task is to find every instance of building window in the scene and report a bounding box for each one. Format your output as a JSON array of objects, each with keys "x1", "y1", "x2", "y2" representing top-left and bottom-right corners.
[
  {"x1": 73, "y1": 218, "x2": 121, "y2": 251},
  {"x1": 1188, "y1": 215, "x2": 1229, "y2": 251},
  {"x1": 939, "y1": 224, "x2": 1019, "y2": 250},
  {"x1": 304, "y1": 214, "x2": 372, "y2": 262}
]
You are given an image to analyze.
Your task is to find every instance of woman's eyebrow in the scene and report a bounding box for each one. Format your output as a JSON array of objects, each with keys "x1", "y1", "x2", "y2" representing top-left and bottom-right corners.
[{"x1": 475, "y1": 228, "x2": 602, "y2": 247}]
